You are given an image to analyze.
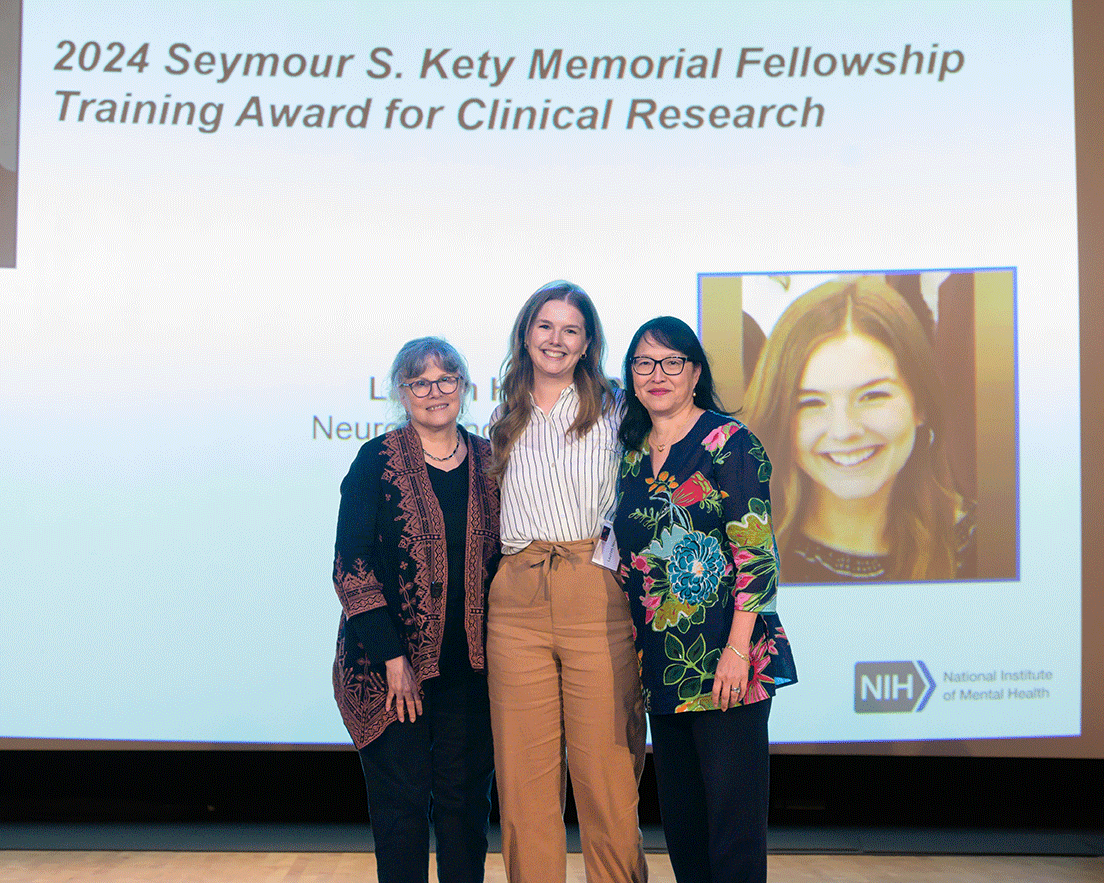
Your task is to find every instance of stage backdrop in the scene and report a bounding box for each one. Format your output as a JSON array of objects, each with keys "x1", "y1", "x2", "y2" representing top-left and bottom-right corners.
[{"x1": 0, "y1": 0, "x2": 1091, "y2": 752}]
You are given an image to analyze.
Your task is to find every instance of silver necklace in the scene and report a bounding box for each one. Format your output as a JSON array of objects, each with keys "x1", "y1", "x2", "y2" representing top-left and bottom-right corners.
[{"x1": 423, "y1": 434, "x2": 460, "y2": 462}]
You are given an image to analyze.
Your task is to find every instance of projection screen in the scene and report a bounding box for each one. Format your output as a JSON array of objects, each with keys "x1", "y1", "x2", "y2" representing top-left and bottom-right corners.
[{"x1": 1, "y1": 0, "x2": 1099, "y2": 756}]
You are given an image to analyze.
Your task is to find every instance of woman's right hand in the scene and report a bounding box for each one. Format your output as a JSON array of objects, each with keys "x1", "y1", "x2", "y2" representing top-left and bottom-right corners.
[{"x1": 384, "y1": 656, "x2": 423, "y2": 722}]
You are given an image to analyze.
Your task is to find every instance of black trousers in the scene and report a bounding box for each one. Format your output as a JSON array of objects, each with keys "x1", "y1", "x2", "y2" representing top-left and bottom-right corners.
[
  {"x1": 649, "y1": 698, "x2": 772, "y2": 883},
  {"x1": 358, "y1": 672, "x2": 495, "y2": 883}
]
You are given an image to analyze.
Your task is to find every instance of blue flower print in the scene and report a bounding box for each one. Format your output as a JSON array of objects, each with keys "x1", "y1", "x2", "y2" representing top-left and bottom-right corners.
[{"x1": 667, "y1": 531, "x2": 726, "y2": 605}]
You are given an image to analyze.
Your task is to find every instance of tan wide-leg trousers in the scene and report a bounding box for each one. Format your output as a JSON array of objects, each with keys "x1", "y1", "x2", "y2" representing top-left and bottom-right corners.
[{"x1": 488, "y1": 539, "x2": 648, "y2": 883}]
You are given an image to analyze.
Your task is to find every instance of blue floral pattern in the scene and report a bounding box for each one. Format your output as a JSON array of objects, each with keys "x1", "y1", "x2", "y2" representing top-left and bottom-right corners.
[{"x1": 668, "y1": 531, "x2": 726, "y2": 604}]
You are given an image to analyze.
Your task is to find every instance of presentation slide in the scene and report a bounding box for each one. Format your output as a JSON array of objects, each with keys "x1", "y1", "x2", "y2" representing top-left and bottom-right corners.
[{"x1": 0, "y1": 0, "x2": 1083, "y2": 747}]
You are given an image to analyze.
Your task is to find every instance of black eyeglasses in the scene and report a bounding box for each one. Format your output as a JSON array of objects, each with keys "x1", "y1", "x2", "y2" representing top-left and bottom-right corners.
[
  {"x1": 630, "y1": 356, "x2": 691, "y2": 376},
  {"x1": 399, "y1": 376, "x2": 460, "y2": 397}
]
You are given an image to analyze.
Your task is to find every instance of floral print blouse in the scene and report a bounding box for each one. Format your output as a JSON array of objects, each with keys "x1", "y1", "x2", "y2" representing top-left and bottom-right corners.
[{"x1": 614, "y1": 411, "x2": 797, "y2": 715}]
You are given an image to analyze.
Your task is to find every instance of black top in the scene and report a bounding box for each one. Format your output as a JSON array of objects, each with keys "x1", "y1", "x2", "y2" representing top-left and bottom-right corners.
[{"x1": 427, "y1": 459, "x2": 474, "y2": 681}]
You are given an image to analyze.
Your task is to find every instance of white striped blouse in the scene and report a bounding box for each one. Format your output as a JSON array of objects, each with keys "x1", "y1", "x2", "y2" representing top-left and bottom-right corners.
[{"x1": 495, "y1": 385, "x2": 624, "y2": 555}]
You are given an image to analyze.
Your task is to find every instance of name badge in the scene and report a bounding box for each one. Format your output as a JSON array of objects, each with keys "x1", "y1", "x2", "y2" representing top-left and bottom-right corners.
[{"x1": 591, "y1": 519, "x2": 621, "y2": 571}]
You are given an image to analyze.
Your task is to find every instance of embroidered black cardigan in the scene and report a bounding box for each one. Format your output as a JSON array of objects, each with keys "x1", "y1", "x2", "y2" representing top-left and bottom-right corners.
[{"x1": 331, "y1": 423, "x2": 500, "y2": 748}]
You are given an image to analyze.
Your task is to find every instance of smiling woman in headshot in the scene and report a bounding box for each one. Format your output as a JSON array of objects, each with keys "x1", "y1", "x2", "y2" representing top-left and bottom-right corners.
[{"x1": 742, "y1": 276, "x2": 976, "y2": 583}]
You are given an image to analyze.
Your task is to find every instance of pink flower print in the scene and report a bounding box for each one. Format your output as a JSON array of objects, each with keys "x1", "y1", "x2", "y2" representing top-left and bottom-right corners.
[
  {"x1": 733, "y1": 582, "x2": 756, "y2": 609},
  {"x1": 702, "y1": 423, "x2": 738, "y2": 453},
  {"x1": 632, "y1": 553, "x2": 649, "y2": 572},
  {"x1": 731, "y1": 548, "x2": 754, "y2": 568},
  {"x1": 743, "y1": 641, "x2": 775, "y2": 703},
  {"x1": 641, "y1": 591, "x2": 662, "y2": 624}
]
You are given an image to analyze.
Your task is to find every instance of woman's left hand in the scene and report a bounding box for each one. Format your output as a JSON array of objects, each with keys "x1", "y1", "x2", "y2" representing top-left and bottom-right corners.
[{"x1": 712, "y1": 644, "x2": 751, "y2": 711}]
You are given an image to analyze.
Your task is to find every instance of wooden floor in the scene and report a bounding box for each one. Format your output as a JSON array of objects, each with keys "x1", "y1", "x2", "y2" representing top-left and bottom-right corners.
[{"x1": 2, "y1": 851, "x2": 1102, "y2": 883}]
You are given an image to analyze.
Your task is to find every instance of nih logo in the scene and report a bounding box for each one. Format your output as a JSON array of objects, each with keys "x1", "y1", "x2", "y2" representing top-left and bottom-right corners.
[{"x1": 855, "y1": 661, "x2": 935, "y2": 713}]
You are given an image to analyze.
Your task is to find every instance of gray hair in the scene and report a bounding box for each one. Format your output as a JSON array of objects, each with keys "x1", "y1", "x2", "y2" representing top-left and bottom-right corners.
[{"x1": 388, "y1": 336, "x2": 472, "y2": 411}]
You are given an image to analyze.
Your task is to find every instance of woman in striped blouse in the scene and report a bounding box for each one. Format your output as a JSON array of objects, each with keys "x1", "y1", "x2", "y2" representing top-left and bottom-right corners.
[{"x1": 487, "y1": 281, "x2": 647, "y2": 883}]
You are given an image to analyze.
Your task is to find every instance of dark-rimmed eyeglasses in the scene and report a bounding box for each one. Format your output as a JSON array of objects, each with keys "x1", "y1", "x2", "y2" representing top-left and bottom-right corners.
[
  {"x1": 399, "y1": 376, "x2": 460, "y2": 397},
  {"x1": 630, "y1": 356, "x2": 691, "y2": 376}
]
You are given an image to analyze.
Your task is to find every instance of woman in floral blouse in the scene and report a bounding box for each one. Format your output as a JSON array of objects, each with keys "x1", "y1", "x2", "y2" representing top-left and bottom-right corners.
[{"x1": 613, "y1": 316, "x2": 797, "y2": 883}]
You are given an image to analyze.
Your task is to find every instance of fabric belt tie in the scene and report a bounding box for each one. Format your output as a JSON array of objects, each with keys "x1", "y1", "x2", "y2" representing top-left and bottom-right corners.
[{"x1": 525, "y1": 539, "x2": 592, "y2": 602}]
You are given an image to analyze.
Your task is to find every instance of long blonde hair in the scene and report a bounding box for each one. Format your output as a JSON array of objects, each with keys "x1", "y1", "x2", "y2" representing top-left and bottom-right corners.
[
  {"x1": 743, "y1": 277, "x2": 961, "y2": 580},
  {"x1": 489, "y1": 281, "x2": 616, "y2": 480}
]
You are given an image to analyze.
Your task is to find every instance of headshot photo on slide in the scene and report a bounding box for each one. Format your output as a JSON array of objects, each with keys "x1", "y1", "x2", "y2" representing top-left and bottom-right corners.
[
  {"x1": 0, "y1": 0, "x2": 20, "y2": 268},
  {"x1": 700, "y1": 269, "x2": 1018, "y2": 585}
]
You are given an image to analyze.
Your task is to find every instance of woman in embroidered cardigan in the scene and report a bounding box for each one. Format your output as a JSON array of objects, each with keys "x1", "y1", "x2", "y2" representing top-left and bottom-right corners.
[{"x1": 332, "y1": 337, "x2": 500, "y2": 883}]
